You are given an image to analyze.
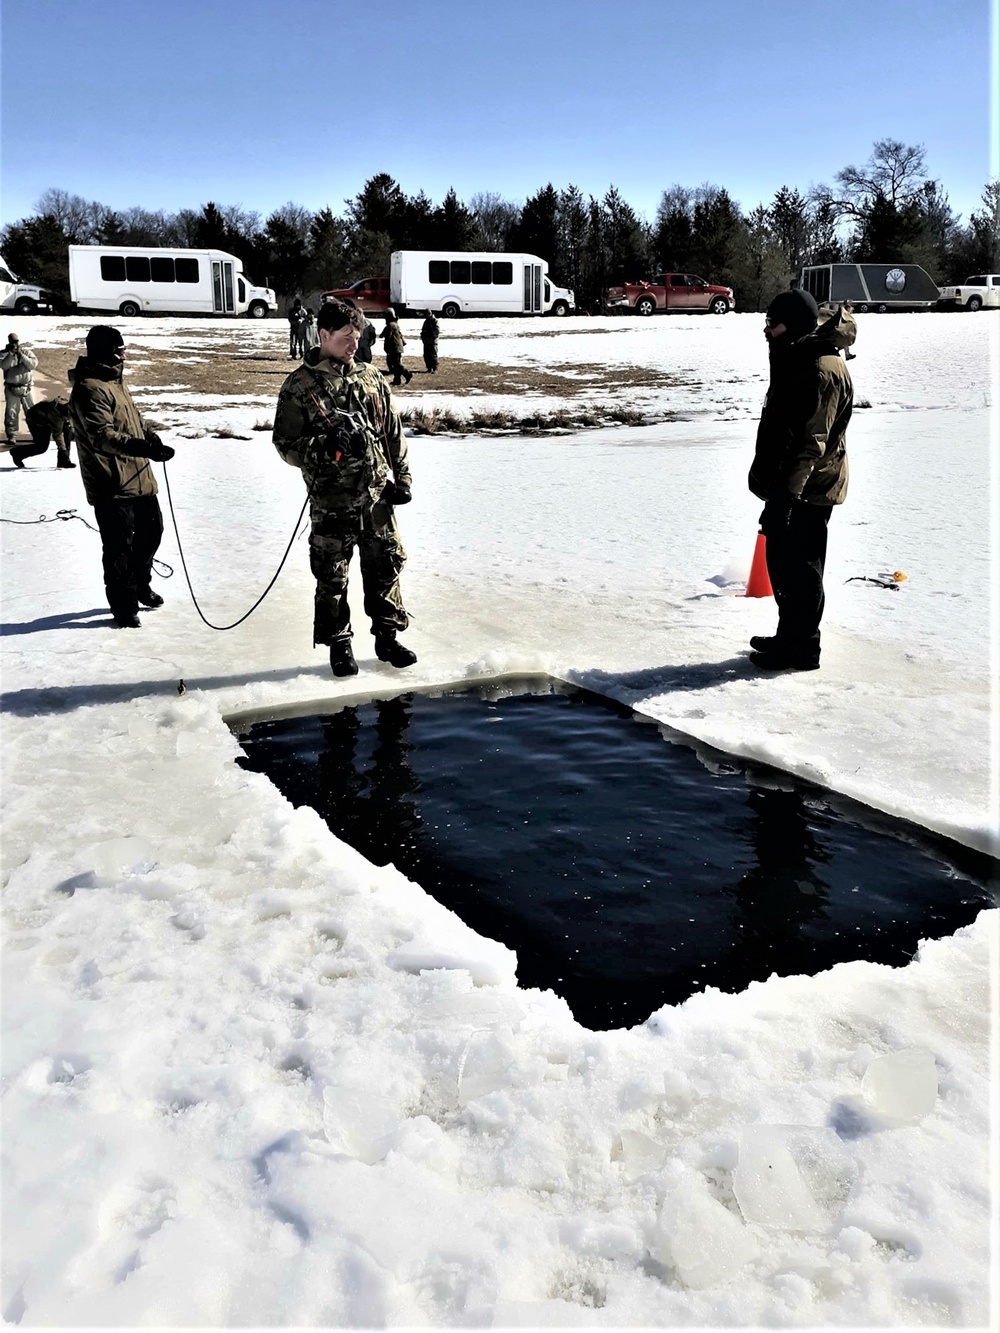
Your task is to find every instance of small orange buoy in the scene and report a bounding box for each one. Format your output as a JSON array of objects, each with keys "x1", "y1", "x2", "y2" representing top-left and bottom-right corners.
[{"x1": 892, "y1": 570, "x2": 908, "y2": 582}]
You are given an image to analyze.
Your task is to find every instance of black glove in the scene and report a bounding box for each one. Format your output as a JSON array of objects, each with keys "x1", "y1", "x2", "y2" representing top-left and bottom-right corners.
[
  {"x1": 144, "y1": 437, "x2": 175, "y2": 462},
  {"x1": 385, "y1": 481, "x2": 411, "y2": 506},
  {"x1": 320, "y1": 423, "x2": 368, "y2": 461},
  {"x1": 759, "y1": 496, "x2": 794, "y2": 534}
]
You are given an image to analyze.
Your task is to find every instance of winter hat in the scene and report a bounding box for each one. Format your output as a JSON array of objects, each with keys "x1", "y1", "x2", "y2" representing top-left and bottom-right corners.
[
  {"x1": 765, "y1": 289, "x2": 819, "y2": 339},
  {"x1": 86, "y1": 325, "x2": 124, "y2": 363},
  {"x1": 316, "y1": 299, "x2": 364, "y2": 333}
]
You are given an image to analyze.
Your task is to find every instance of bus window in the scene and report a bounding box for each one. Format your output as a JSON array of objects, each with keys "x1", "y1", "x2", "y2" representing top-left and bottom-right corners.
[{"x1": 100, "y1": 256, "x2": 127, "y2": 282}]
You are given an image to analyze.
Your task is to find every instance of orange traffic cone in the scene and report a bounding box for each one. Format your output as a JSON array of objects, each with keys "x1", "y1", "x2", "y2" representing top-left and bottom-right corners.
[{"x1": 744, "y1": 532, "x2": 773, "y2": 598}]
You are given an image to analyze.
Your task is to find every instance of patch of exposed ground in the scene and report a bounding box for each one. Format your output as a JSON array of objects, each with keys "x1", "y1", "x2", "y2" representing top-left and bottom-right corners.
[{"x1": 26, "y1": 323, "x2": 693, "y2": 435}]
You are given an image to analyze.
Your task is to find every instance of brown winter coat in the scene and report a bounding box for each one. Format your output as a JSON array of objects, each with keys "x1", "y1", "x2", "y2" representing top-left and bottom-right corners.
[
  {"x1": 749, "y1": 304, "x2": 856, "y2": 506},
  {"x1": 69, "y1": 356, "x2": 158, "y2": 505}
]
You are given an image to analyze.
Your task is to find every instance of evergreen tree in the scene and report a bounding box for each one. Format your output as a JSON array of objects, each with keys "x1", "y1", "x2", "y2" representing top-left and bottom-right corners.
[
  {"x1": 430, "y1": 189, "x2": 478, "y2": 249},
  {"x1": 346, "y1": 173, "x2": 408, "y2": 239},
  {"x1": 653, "y1": 186, "x2": 693, "y2": 271},
  {"x1": 513, "y1": 184, "x2": 560, "y2": 269},
  {"x1": 602, "y1": 186, "x2": 648, "y2": 283},
  {"x1": 0, "y1": 213, "x2": 72, "y2": 303},
  {"x1": 689, "y1": 187, "x2": 744, "y2": 284},
  {"x1": 767, "y1": 186, "x2": 809, "y2": 277},
  {"x1": 730, "y1": 205, "x2": 790, "y2": 310},
  {"x1": 556, "y1": 185, "x2": 588, "y2": 300},
  {"x1": 303, "y1": 207, "x2": 348, "y2": 291},
  {"x1": 262, "y1": 203, "x2": 313, "y2": 296}
]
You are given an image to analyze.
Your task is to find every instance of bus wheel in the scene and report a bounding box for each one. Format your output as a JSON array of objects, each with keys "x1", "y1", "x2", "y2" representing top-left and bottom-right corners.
[
  {"x1": 441, "y1": 302, "x2": 461, "y2": 318},
  {"x1": 14, "y1": 297, "x2": 37, "y2": 316},
  {"x1": 247, "y1": 301, "x2": 269, "y2": 319},
  {"x1": 119, "y1": 300, "x2": 141, "y2": 317},
  {"x1": 550, "y1": 300, "x2": 569, "y2": 316}
]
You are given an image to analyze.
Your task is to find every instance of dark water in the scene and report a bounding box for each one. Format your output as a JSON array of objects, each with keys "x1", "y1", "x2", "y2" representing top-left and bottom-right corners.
[{"x1": 234, "y1": 680, "x2": 998, "y2": 1029}]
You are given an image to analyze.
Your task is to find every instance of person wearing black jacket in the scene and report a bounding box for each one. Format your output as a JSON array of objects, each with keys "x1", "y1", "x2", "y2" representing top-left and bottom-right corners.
[{"x1": 69, "y1": 326, "x2": 175, "y2": 628}]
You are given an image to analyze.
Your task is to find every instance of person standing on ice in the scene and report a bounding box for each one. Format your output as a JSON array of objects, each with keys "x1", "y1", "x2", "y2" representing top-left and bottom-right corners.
[
  {"x1": 272, "y1": 298, "x2": 416, "y2": 678},
  {"x1": 69, "y1": 326, "x2": 175, "y2": 628},
  {"x1": 420, "y1": 310, "x2": 439, "y2": 373},
  {"x1": 747, "y1": 289, "x2": 856, "y2": 671}
]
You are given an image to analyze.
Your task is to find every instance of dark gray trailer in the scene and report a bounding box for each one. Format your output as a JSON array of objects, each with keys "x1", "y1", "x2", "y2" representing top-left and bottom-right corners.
[{"x1": 800, "y1": 263, "x2": 939, "y2": 311}]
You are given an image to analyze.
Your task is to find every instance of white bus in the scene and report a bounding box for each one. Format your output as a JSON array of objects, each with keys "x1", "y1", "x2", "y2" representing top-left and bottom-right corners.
[
  {"x1": 68, "y1": 246, "x2": 277, "y2": 318},
  {"x1": 390, "y1": 250, "x2": 575, "y2": 317}
]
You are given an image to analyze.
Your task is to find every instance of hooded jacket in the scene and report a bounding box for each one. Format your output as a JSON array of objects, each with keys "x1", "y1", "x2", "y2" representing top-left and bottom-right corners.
[
  {"x1": 749, "y1": 303, "x2": 856, "y2": 506},
  {"x1": 272, "y1": 347, "x2": 410, "y2": 519},
  {"x1": 1, "y1": 343, "x2": 38, "y2": 394},
  {"x1": 69, "y1": 356, "x2": 158, "y2": 505}
]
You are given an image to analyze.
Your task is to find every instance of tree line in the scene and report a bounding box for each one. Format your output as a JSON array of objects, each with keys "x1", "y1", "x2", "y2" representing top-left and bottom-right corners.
[{"x1": 2, "y1": 139, "x2": 997, "y2": 313}]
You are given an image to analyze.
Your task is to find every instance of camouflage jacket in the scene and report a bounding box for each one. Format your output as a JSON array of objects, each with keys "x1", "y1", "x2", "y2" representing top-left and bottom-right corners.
[{"x1": 272, "y1": 349, "x2": 410, "y2": 516}]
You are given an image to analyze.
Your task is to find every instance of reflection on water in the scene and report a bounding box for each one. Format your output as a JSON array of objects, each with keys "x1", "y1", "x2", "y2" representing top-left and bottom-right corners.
[{"x1": 236, "y1": 685, "x2": 998, "y2": 1030}]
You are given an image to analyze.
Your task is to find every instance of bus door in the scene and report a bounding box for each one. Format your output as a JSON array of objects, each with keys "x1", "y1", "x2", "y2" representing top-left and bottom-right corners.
[
  {"x1": 522, "y1": 263, "x2": 542, "y2": 312},
  {"x1": 212, "y1": 260, "x2": 236, "y2": 313}
]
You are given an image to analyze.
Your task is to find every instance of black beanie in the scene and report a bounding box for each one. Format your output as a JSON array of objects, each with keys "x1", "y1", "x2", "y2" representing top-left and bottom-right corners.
[
  {"x1": 766, "y1": 289, "x2": 819, "y2": 339},
  {"x1": 86, "y1": 325, "x2": 125, "y2": 363}
]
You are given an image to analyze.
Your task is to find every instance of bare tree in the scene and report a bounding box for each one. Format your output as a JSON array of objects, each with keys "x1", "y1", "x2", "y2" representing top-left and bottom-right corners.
[
  {"x1": 468, "y1": 191, "x2": 520, "y2": 250},
  {"x1": 821, "y1": 139, "x2": 929, "y2": 218}
]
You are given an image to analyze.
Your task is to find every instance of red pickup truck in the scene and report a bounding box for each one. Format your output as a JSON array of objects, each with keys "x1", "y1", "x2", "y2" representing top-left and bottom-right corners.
[
  {"x1": 607, "y1": 273, "x2": 735, "y2": 315},
  {"x1": 321, "y1": 276, "x2": 391, "y2": 314}
]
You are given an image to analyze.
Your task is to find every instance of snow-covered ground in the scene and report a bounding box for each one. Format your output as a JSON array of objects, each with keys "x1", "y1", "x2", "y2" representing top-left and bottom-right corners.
[{"x1": 2, "y1": 312, "x2": 997, "y2": 1327}]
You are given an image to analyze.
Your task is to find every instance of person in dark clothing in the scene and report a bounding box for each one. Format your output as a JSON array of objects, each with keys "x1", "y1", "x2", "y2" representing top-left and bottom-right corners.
[
  {"x1": 420, "y1": 310, "x2": 439, "y2": 373},
  {"x1": 288, "y1": 298, "x2": 306, "y2": 359},
  {"x1": 69, "y1": 326, "x2": 175, "y2": 628},
  {"x1": 747, "y1": 290, "x2": 856, "y2": 671},
  {"x1": 381, "y1": 308, "x2": 412, "y2": 385},
  {"x1": 9, "y1": 397, "x2": 76, "y2": 469},
  {"x1": 355, "y1": 318, "x2": 376, "y2": 364}
]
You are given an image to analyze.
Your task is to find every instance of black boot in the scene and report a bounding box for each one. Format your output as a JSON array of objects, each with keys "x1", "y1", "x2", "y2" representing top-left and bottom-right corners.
[
  {"x1": 138, "y1": 587, "x2": 164, "y2": 608},
  {"x1": 374, "y1": 633, "x2": 417, "y2": 668},
  {"x1": 330, "y1": 640, "x2": 359, "y2": 677},
  {"x1": 749, "y1": 635, "x2": 778, "y2": 652},
  {"x1": 114, "y1": 613, "x2": 141, "y2": 628},
  {"x1": 57, "y1": 452, "x2": 76, "y2": 469}
]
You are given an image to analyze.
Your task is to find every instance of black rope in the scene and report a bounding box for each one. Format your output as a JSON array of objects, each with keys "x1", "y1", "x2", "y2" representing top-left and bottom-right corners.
[
  {"x1": 161, "y1": 462, "x2": 309, "y2": 631},
  {"x1": 1, "y1": 507, "x2": 174, "y2": 577}
]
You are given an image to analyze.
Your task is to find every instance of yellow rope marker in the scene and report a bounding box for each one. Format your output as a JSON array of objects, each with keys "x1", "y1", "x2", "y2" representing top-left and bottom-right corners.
[{"x1": 892, "y1": 571, "x2": 908, "y2": 582}]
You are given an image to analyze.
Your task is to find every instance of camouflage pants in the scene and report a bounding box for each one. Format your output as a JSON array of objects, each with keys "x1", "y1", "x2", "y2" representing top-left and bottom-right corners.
[{"x1": 309, "y1": 501, "x2": 409, "y2": 645}]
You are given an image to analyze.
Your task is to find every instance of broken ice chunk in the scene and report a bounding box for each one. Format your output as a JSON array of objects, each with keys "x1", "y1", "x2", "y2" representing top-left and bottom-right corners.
[
  {"x1": 733, "y1": 1125, "x2": 827, "y2": 1232},
  {"x1": 649, "y1": 1174, "x2": 758, "y2": 1288},
  {"x1": 322, "y1": 1085, "x2": 399, "y2": 1164},
  {"x1": 614, "y1": 1129, "x2": 666, "y2": 1180},
  {"x1": 861, "y1": 1048, "x2": 938, "y2": 1122}
]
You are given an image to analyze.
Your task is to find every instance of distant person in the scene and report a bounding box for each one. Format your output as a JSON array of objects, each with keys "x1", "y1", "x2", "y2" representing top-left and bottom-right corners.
[
  {"x1": 288, "y1": 297, "x2": 306, "y2": 359},
  {"x1": 9, "y1": 397, "x2": 76, "y2": 469},
  {"x1": 69, "y1": 325, "x2": 175, "y2": 628},
  {"x1": 381, "y1": 308, "x2": 412, "y2": 385},
  {"x1": 747, "y1": 290, "x2": 856, "y2": 672},
  {"x1": 272, "y1": 298, "x2": 416, "y2": 677},
  {"x1": 302, "y1": 307, "x2": 319, "y2": 356},
  {"x1": 420, "y1": 310, "x2": 440, "y2": 373},
  {"x1": 2, "y1": 332, "x2": 37, "y2": 445},
  {"x1": 355, "y1": 316, "x2": 376, "y2": 364}
]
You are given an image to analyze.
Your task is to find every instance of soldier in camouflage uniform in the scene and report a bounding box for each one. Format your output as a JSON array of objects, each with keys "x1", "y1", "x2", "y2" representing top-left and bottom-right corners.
[{"x1": 273, "y1": 299, "x2": 416, "y2": 677}]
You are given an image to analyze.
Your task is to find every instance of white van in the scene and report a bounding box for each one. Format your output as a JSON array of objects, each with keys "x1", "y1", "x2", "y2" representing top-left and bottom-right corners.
[
  {"x1": 68, "y1": 246, "x2": 277, "y2": 318},
  {"x1": 390, "y1": 250, "x2": 575, "y2": 317},
  {"x1": 0, "y1": 254, "x2": 52, "y2": 315}
]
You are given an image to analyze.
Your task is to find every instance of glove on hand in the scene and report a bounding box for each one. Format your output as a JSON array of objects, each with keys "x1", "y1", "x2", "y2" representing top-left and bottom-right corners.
[
  {"x1": 324, "y1": 423, "x2": 368, "y2": 460},
  {"x1": 385, "y1": 482, "x2": 412, "y2": 506},
  {"x1": 144, "y1": 437, "x2": 175, "y2": 462},
  {"x1": 759, "y1": 496, "x2": 795, "y2": 534}
]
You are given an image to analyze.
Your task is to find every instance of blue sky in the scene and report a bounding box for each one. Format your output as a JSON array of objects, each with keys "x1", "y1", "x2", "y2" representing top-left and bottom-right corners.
[{"x1": 1, "y1": 0, "x2": 996, "y2": 229}]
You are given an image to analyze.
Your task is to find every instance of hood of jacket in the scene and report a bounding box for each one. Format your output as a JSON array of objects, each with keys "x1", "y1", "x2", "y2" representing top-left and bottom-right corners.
[
  {"x1": 796, "y1": 302, "x2": 857, "y2": 355},
  {"x1": 71, "y1": 355, "x2": 123, "y2": 384}
]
